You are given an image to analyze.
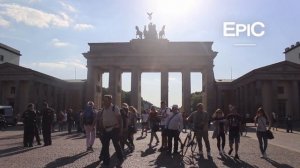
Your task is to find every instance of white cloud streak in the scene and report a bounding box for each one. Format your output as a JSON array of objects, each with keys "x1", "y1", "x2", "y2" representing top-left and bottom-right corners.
[
  {"x1": 59, "y1": 1, "x2": 76, "y2": 13},
  {"x1": 51, "y1": 38, "x2": 70, "y2": 47},
  {"x1": 0, "y1": 16, "x2": 10, "y2": 27},
  {"x1": 74, "y1": 23, "x2": 94, "y2": 31},
  {"x1": 0, "y1": 3, "x2": 72, "y2": 28},
  {"x1": 31, "y1": 60, "x2": 86, "y2": 70}
]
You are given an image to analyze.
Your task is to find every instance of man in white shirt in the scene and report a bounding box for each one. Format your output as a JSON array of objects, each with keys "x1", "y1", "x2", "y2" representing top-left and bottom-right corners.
[
  {"x1": 97, "y1": 95, "x2": 123, "y2": 167},
  {"x1": 166, "y1": 104, "x2": 183, "y2": 155}
]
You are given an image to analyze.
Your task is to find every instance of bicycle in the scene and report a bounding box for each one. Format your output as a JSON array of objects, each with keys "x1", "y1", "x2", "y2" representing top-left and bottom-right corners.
[{"x1": 181, "y1": 130, "x2": 197, "y2": 156}]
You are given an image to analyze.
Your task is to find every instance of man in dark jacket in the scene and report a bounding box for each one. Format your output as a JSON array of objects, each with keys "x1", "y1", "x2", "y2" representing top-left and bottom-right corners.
[
  {"x1": 41, "y1": 102, "x2": 54, "y2": 146},
  {"x1": 22, "y1": 103, "x2": 37, "y2": 147}
]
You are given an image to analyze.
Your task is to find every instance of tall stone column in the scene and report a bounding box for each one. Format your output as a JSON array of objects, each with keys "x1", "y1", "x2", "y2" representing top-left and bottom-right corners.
[
  {"x1": 86, "y1": 66, "x2": 96, "y2": 103},
  {"x1": 0, "y1": 81, "x2": 3, "y2": 104},
  {"x1": 202, "y1": 67, "x2": 216, "y2": 114},
  {"x1": 94, "y1": 69, "x2": 103, "y2": 109},
  {"x1": 292, "y1": 81, "x2": 300, "y2": 119},
  {"x1": 161, "y1": 71, "x2": 169, "y2": 105},
  {"x1": 182, "y1": 70, "x2": 191, "y2": 113},
  {"x1": 271, "y1": 80, "x2": 278, "y2": 113},
  {"x1": 255, "y1": 80, "x2": 263, "y2": 107},
  {"x1": 109, "y1": 68, "x2": 122, "y2": 107},
  {"x1": 28, "y1": 81, "x2": 35, "y2": 104},
  {"x1": 14, "y1": 80, "x2": 21, "y2": 115},
  {"x1": 131, "y1": 68, "x2": 141, "y2": 112}
]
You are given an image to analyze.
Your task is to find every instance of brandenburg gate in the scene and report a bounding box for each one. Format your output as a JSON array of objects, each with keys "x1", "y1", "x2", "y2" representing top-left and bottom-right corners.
[{"x1": 83, "y1": 38, "x2": 218, "y2": 114}]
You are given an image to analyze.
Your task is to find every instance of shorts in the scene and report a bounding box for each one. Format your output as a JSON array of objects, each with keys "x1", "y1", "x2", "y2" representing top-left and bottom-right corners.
[{"x1": 229, "y1": 132, "x2": 240, "y2": 144}]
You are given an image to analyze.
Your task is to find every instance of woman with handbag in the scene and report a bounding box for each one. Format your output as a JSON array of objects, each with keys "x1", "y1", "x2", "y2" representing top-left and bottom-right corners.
[{"x1": 254, "y1": 107, "x2": 271, "y2": 158}]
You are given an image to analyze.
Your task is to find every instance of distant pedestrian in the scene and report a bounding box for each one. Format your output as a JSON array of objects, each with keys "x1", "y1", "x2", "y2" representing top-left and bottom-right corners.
[
  {"x1": 36, "y1": 110, "x2": 42, "y2": 135},
  {"x1": 140, "y1": 109, "x2": 149, "y2": 137},
  {"x1": 148, "y1": 106, "x2": 160, "y2": 147},
  {"x1": 83, "y1": 101, "x2": 97, "y2": 151},
  {"x1": 254, "y1": 107, "x2": 271, "y2": 158},
  {"x1": 286, "y1": 115, "x2": 293, "y2": 133},
  {"x1": 226, "y1": 105, "x2": 242, "y2": 159},
  {"x1": 272, "y1": 112, "x2": 278, "y2": 131},
  {"x1": 212, "y1": 109, "x2": 226, "y2": 155},
  {"x1": 67, "y1": 108, "x2": 74, "y2": 134},
  {"x1": 166, "y1": 104, "x2": 183, "y2": 155},
  {"x1": 41, "y1": 102, "x2": 54, "y2": 146},
  {"x1": 22, "y1": 103, "x2": 37, "y2": 147}
]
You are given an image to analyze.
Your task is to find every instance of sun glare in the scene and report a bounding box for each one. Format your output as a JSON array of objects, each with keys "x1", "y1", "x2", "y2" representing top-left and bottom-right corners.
[{"x1": 153, "y1": 0, "x2": 197, "y2": 18}]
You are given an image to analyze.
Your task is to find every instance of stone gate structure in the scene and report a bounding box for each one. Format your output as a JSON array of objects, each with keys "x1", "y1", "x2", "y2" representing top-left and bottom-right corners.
[{"x1": 83, "y1": 39, "x2": 218, "y2": 113}]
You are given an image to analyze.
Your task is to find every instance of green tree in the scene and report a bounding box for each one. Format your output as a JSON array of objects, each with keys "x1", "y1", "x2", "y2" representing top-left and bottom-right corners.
[{"x1": 190, "y1": 91, "x2": 203, "y2": 112}]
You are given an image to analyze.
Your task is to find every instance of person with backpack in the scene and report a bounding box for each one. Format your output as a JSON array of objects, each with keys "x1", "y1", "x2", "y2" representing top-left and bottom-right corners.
[
  {"x1": 226, "y1": 105, "x2": 242, "y2": 159},
  {"x1": 97, "y1": 95, "x2": 123, "y2": 167},
  {"x1": 83, "y1": 101, "x2": 97, "y2": 151},
  {"x1": 255, "y1": 107, "x2": 271, "y2": 158}
]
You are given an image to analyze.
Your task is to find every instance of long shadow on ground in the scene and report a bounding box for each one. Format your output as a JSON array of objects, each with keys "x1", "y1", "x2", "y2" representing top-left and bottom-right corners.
[
  {"x1": 45, "y1": 151, "x2": 89, "y2": 168},
  {"x1": 218, "y1": 154, "x2": 258, "y2": 168},
  {"x1": 264, "y1": 158, "x2": 294, "y2": 168},
  {"x1": 0, "y1": 145, "x2": 43, "y2": 158}
]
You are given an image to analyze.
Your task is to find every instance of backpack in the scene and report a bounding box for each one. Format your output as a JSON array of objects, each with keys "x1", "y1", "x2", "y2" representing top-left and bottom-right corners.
[{"x1": 83, "y1": 106, "x2": 94, "y2": 125}]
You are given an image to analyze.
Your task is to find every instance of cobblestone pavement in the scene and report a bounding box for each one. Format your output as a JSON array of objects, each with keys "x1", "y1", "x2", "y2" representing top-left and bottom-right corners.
[{"x1": 0, "y1": 125, "x2": 299, "y2": 168}]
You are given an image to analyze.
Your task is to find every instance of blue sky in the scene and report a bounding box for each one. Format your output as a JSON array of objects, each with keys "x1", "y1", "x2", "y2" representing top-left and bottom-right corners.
[{"x1": 0, "y1": 0, "x2": 299, "y2": 107}]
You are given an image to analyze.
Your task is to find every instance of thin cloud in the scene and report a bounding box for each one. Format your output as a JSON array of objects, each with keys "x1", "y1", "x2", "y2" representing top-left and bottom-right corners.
[
  {"x1": 0, "y1": 16, "x2": 10, "y2": 27},
  {"x1": 74, "y1": 23, "x2": 94, "y2": 31},
  {"x1": 51, "y1": 38, "x2": 70, "y2": 47},
  {"x1": 30, "y1": 60, "x2": 86, "y2": 70},
  {"x1": 0, "y1": 3, "x2": 72, "y2": 28},
  {"x1": 28, "y1": 0, "x2": 41, "y2": 3},
  {"x1": 59, "y1": 1, "x2": 76, "y2": 13}
]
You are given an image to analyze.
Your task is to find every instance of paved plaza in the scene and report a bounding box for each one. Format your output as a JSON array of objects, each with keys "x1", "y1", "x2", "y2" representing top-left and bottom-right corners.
[{"x1": 0, "y1": 125, "x2": 299, "y2": 168}]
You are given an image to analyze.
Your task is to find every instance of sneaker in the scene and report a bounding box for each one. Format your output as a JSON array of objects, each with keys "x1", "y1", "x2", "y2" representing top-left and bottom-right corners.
[
  {"x1": 228, "y1": 149, "x2": 233, "y2": 155},
  {"x1": 263, "y1": 153, "x2": 267, "y2": 158},
  {"x1": 234, "y1": 154, "x2": 240, "y2": 159}
]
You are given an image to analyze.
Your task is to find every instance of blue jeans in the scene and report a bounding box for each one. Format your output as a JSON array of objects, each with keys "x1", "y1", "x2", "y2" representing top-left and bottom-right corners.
[{"x1": 256, "y1": 131, "x2": 268, "y2": 155}]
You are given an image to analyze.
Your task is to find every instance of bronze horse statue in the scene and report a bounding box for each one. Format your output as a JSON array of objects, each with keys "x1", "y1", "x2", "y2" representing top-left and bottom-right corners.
[
  {"x1": 135, "y1": 26, "x2": 143, "y2": 39},
  {"x1": 159, "y1": 25, "x2": 165, "y2": 39}
]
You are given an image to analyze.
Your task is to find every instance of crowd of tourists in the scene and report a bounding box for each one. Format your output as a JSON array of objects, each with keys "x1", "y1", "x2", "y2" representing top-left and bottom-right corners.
[{"x1": 21, "y1": 95, "x2": 282, "y2": 167}]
